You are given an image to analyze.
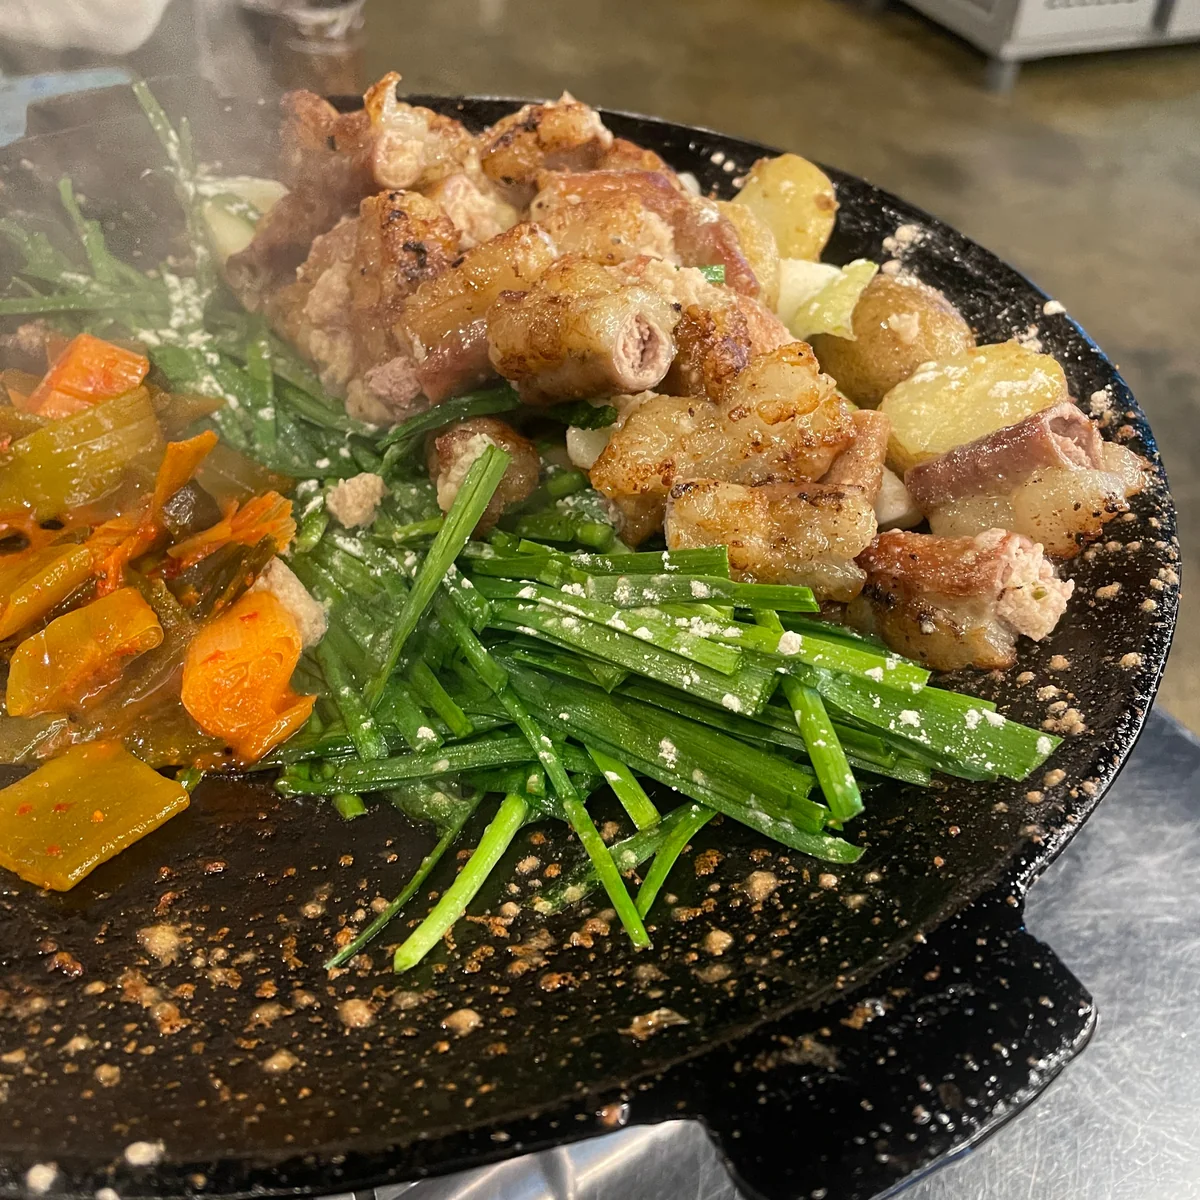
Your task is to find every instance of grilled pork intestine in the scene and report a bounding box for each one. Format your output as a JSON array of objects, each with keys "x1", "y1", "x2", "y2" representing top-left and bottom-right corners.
[
  {"x1": 904, "y1": 403, "x2": 1145, "y2": 558},
  {"x1": 662, "y1": 295, "x2": 792, "y2": 400},
  {"x1": 531, "y1": 171, "x2": 759, "y2": 296},
  {"x1": 400, "y1": 223, "x2": 559, "y2": 354},
  {"x1": 823, "y1": 410, "x2": 891, "y2": 499},
  {"x1": 535, "y1": 192, "x2": 678, "y2": 266},
  {"x1": 849, "y1": 529, "x2": 1073, "y2": 671},
  {"x1": 666, "y1": 479, "x2": 878, "y2": 602},
  {"x1": 423, "y1": 173, "x2": 521, "y2": 250},
  {"x1": 229, "y1": 75, "x2": 506, "y2": 306},
  {"x1": 589, "y1": 343, "x2": 855, "y2": 544},
  {"x1": 266, "y1": 191, "x2": 460, "y2": 424},
  {"x1": 380, "y1": 222, "x2": 560, "y2": 412},
  {"x1": 596, "y1": 138, "x2": 684, "y2": 178},
  {"x1": 267, "y1": 217, "x2": 359, "y2": 393},
  {"x1": 425, "y1": 417, "x2": 540, "y2": 532},
  {"x1": 349, "y1": 190, "x2": 460, "y2": 378},
  {"x1": 363, "y1": 72, "x2": 479, "y2": 192},
  {"x1": 611, "y1": 258, "x2": 789, "y2": 400},
  {"x1": 478, "y1": 94, "x2": 614, "y2": 194},
  {"x1": 486, "y1": 256, "x2": 680, "y2": 406}
]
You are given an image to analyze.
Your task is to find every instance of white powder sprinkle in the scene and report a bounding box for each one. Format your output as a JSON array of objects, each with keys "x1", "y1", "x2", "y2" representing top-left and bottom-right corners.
[
  {"x1": 1042, "y1": 299, "x2": 1066, "y2": 316},
  {"x1": 516, "y1": 585, "x2": 538, "y2": 599},
  {"x1": 776, "y1": 631, "x2": 802, "y2": 656},
  {"x1": 25, "y1": 1166, "x2": 57, "y2": 1196},
  {"x1": 560, "y1": 583, "x2": 586, "y2": 596},
  {"x1": 898, "y1": 710, "x2": 921, "y2": 727},
  {"x1": 123, "y1": 1141, "x2": 164, "y2": 1168},
  {"x1": 865, "y1": 667, "x2": 884, "y2": 682},
  {"x1": 1037, "y1": 735, "x2": 1053, "y2": 756},
  {"x1": 658, "y1": 738, "x2": 678, "y2": 767},
  {"x1": 558, "y1": 712, "x2": 570, "y2": 721},
  {"x1": 721, "y1": 694, "x2": 743, "y2": 713},
  {"x1": 633, "y1": 626, "x2": 654, "y2": 640},
  {"x1": 690, "y1": 580, "x2": 712, "y2": 599},
  {"x1": 983, "y1": 710, "x2": 1007, "y2": 727},
  {"x1": 432, "y1": 759, "x2": 450, "y2": 773},
  {"x1": 964, "y1": 709, "x2": 984, "y2": 730}
]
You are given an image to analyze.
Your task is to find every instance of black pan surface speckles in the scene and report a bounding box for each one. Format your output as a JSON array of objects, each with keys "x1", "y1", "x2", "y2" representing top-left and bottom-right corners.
[{"x1": 0, "y1": 88, "x2": 1180, "y2": 1199}]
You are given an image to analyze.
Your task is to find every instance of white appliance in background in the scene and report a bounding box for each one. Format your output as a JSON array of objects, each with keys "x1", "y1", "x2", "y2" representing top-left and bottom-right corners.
[{"x1": 868, "y1": 0, "x2": 1200, "y2": 88}]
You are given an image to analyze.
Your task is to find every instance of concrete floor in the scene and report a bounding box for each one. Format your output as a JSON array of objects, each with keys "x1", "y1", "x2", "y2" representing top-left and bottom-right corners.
[{"x1": 364, "y1": 0, "x2": 1198, "y2": 729}]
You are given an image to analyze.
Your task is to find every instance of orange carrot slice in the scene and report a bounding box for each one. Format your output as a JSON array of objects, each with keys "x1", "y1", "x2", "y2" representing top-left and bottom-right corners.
[
  {"x1": 180, "y1": 589, "x2": 315, "y2": 762},
  {"x1": 23, "y1": 334, "x2": 150, "y2": 418}
]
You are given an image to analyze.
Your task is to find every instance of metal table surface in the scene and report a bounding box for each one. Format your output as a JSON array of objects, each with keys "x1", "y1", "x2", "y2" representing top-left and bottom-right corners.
[{"x1": 357, "y1": 707, "x2": 1200, "y2": 1200}]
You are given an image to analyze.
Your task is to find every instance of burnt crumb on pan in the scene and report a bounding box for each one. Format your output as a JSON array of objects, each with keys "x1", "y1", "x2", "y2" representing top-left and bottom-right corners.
[{"x1": 619, "y1": 1006, "x2": 689, "y2": 1040}]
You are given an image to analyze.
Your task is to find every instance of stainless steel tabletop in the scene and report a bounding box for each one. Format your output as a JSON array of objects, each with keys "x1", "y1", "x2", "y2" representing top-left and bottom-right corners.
[{"x1": 370, "y1": 708, "x2": 1200, "y2": 1200}]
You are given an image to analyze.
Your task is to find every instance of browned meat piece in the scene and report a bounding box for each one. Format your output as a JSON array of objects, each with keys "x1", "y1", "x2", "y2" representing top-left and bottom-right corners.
[
  {"x1": 349, "y1": 190, "x2": 460, "y2": 373},
  {"x1": 486, "y1": 256, "x2": 679, "y2": 405},
  {"x1": 904, "y1": 403, "x2": 1105, "y2": 510},
  {"x1": 227, "y1": 77, "x2": 479, "y2": 307},
  {"x1": 532, "y1": 171, "x2": 759, "y2": 296},
  {"x1": 479, "y1": 94, "x2": 613, "y2": 191},
  {"x1": 414, "y1": 319, "x2": 497, "y2": 404},
  {"x1": 400, "y1": 222, "x2": 559, "y2": 354},
  {"x1": 589, "y1": 342, "x2": 854, "y2": 544},
  {"x1": 906, "y1": 403, "x2": 1146, "y2": 558},
  {"x1": 227, "y1": 191, "x2": 347, "y2": 310},
  {"x1": 823, "y1": 410, "x2": 891, "y2": 501},
  {"x1": 848, "y1": 529, "x2": 1074, "y2": 670},
  {"x1": 424, "y1": 172, "x2": 521, "y2": 249},
  {"x1": 425, "y1": 417, "x2": 540, "y2": 532},
  {"x1": 596, "y1": 137, "x2": 682, "y2": 179},
  {"x1": 350, "y1": 357, "x2": 424, "y2": 425},
  {"x1": 535, "y1": 191, "x2": 677, "y2": 266},
  {"x1": 265, "y1": 191, "x2": 460, "y2": 423},
  {"x1": 666, "y1": 479, "x2": 877, "y2": 602},
  {"x1": 226, "y1": 92, "x2": 374, "y2": 307},
  {"x1": 661, "y1": 293, "x2": 791, "y2": 400},
  {"x1": 267, "y1": 217, "x2": 359, "y2": 392},
  {"x1": 364, "y1": 72, "x2": 479, "y2": 191}
]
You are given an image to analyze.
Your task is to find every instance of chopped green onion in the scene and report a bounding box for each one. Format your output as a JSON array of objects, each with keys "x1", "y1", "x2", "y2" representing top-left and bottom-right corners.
[
  {"x1": 393, "y1": 792, "x2": 530, "y2": 973},
  {"x1": 333, "y1": 793, "x2": 367, "y2": 820},
  {"x1": 366, "y1": 444, "x2": 510, "y2": 708},
  {"x1": 636, "y1": 804, "x2": 716, "y2": 917},
  {"x1": 488, "y1": 597, "x2": 777, "y2": 715},
  {"x1": 275, "y1": 734, "x2": 539, "y2": 795},
  {"x1": 407, "y1": 659, "x2": 474, "y2": 739},
  {"x1": 380, "y1": 385, "x2": 520, "y2": 461},
  {"x1": 756, "y1": 610, "x2": 862, "y2": 821},
  {"x1": 587, "y1": 573, "x2": 819, "y2": 612},
  {"x1": 587, "y1": 746, "x2": 660, "y2": 830}
]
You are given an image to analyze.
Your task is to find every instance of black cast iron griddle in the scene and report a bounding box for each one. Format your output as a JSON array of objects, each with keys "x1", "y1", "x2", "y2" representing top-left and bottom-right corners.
[{"x1": 0, "y1": 85, "x2": 1180, "y2": 1200}]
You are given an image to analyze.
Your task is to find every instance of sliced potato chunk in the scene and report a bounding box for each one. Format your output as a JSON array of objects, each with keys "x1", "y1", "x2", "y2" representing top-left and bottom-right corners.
[
  {"x1": 732, "y1": 153, "x2": 838, "y2": 262},
  {"x1": 879, "y1": 340, "x2": 1069, "y2": 475},
  {"x1": 810, "y1": 274, "x2": 976, "y2": 407}
]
